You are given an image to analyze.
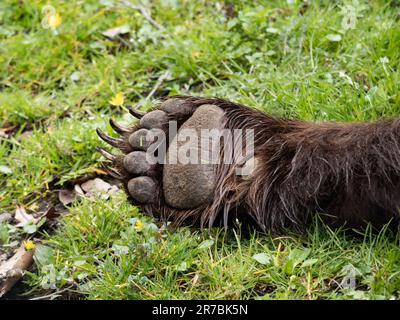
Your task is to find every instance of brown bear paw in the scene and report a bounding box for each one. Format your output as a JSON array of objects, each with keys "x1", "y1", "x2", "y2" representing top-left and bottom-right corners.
[{"x1": 96, "y1": 96, "x2": 259, "y2": 227}]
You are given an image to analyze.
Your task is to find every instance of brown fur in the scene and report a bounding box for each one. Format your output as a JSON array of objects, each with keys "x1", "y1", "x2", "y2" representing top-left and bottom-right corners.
[{"x1": 104, "y1": 96, "x2": 400, "y2": 232}]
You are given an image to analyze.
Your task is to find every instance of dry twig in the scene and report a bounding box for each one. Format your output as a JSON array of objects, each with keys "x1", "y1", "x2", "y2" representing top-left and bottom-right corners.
[
  {"x1": 0, "y1": 244, "x2": 34, "y2": 297},
  {"x1": 120, "y1": 0, "x2": 166, "y2": 32}
]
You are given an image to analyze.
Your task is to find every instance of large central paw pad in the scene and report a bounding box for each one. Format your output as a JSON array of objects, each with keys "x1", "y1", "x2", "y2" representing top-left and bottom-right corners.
[
  {"x1": 96, "y1": 98, "x2": 226, "y2": 213},
  {"x1": 163, "y1": 104, "x2": 225, "y2": 209}
]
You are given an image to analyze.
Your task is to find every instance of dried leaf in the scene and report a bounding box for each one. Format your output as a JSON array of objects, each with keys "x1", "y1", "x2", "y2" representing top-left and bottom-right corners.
[
  {"x1": 102, "y1": 25, "x2": 130, "y2": 38},
  {"x1": 15, "y1": 206, "x2": 38, "y2": 228},
  {"x1": 94, "y1": 178, "x2": 113, "y2": 192},
  {"x1": 81, "y1": 178, "x2": 112, "y2": 194},
  {"x1": 109, "y1": 185, "x2": 119, "y2": 194},
  {"x1": 80, "y1": 179, "x2": 96, "y2": 193},
  {"x1": 58, "y1": 189, "x2": 77, "y2": 206},
  {"x1": 43, "y1": 206, "x2": 59, "y2": 220},
  {"x1": 74, "y1": 184, "x2": 85, "y2": 196}
]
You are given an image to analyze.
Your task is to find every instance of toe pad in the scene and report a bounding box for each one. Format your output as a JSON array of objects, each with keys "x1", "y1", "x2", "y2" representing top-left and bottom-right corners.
[{"x1": 127, "y1": 177, "x2": 158, "y2": 204}]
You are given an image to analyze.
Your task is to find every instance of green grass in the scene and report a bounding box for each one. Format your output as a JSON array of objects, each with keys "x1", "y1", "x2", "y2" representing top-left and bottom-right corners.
[
  {"x1": 1, "y1": 0, "x2": 400, "y2": 299},
  {"x1": 26, "y1": 196, "x2": 400, "y2": 300}
]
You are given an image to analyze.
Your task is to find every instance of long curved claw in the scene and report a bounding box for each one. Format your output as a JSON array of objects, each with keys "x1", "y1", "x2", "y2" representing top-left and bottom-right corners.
[
  {"x1": 109, "y1": 119, "x2": 130, "y2": 134},
  {"x1": 95, "y1": 146, "x2": 117, "y2": 161},
  {"x1": 129, "y1": 106, "x2": 145, "y2": 119},
  {"x1": 105, "y1": 167, "x2": 124, "y2": 180},
  {"x1": 96, "y1": 128, "x2": 124, "y2": 147}
]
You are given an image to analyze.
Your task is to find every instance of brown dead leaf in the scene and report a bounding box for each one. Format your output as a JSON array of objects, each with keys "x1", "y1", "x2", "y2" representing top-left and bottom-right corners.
[
  {"x1": 14, "y1": 206, "x2": 39, "y2": 227},
  {"x1": 43, "y1": 206, "x2": 58, "y2": 220},
  {"x1": 58, "y1": 189, "x2": 77, "y2": 206}
]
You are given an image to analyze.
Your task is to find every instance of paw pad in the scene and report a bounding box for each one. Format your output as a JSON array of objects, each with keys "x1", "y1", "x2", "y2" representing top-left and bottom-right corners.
[{"x1": 96, "y1": 98, "x2": 228, "y2": 217}]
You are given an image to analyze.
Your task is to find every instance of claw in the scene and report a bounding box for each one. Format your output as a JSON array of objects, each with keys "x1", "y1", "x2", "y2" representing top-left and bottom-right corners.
[
  {"x1": 109, "y1": 119, "x2": 130, "y2": 134},
  {"x1": 96, "y1": 128, "x2": 124, "y2": 147},
  {"x1": 104, "y1": 166, "x2": 124, "y2": 180},
  {"x1": 129, "y1": 106, "x2": 145, "y2": 119},
  {"x1": 95, "y1": 146, "x2": 117, "y2": 161}
]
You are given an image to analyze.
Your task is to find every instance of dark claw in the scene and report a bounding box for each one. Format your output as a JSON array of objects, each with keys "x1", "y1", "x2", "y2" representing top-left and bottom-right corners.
[
  {"x1": 109, "y1": 119, "x2": 130, "y2": 134},
  {"x1": 96, "y1": 128, "x2": 124, "y2": 147},
  {"x1": 104, "y1": 166, "x2": 124, "y2": 180},
  {"x1": 129, "y1": 106, "x2": 145, "y2": 119},
  {"x1": 95, "y1": 146, "x2": 116, "y2": 161}
]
